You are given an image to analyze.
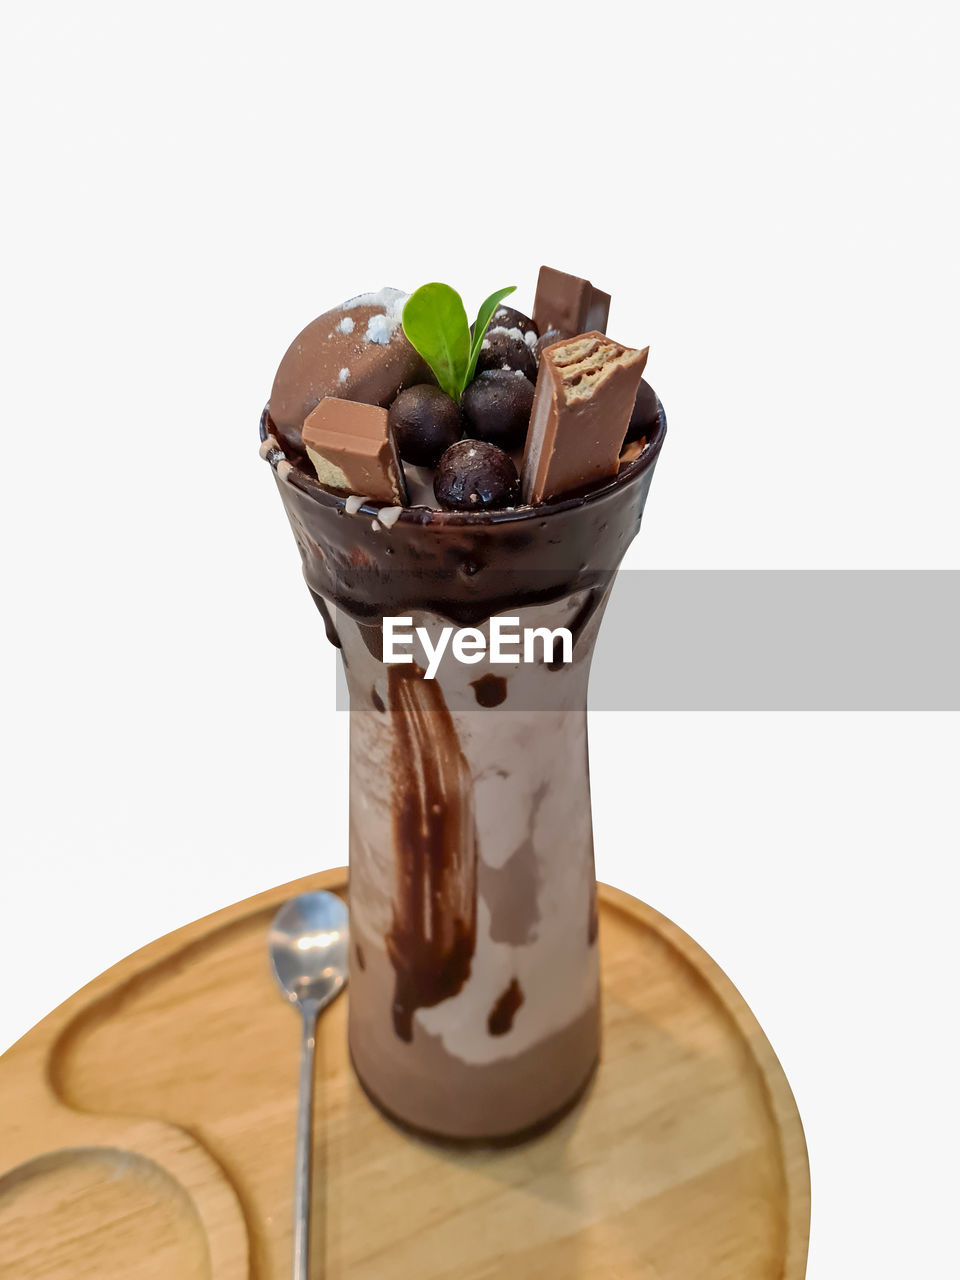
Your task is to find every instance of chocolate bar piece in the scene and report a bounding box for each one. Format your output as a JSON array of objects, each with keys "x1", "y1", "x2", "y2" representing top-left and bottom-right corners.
[
  {"x1": 532, "y1": 266, "x2": 611, "y2": 338},
  {"x1": 521, "y1": 332, "x2": 648, "y2": 504},
  {"x1": 302, "y1": 397, "x2": 408, "y2": 505}
]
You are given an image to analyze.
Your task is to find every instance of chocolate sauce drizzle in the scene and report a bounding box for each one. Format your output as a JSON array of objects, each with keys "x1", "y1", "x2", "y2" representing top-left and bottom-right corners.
[
  {"x1": 470, "y1": 673, "x2": 508, "y2": 707},
  {"x1": 548, "y1": 586, "x2": 606, "y2": 670},
  {"x1": 385, "y1": 666, "x2": 478, "y2": 1042},
  {"x1": 488, "y1": 978, "x2": 524, "y2": 1036},
  {"x1": 309, "y1": 589, "x2": 341, "y2": 648},
  {"x1": 358, "y1": 619, "x2": 385, "y2": 661}
]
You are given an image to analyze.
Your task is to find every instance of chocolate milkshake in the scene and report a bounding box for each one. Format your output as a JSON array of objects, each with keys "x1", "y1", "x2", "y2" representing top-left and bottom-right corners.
[{"x1": 261, "y1": 270, "x2": 666, "y2": 1142}]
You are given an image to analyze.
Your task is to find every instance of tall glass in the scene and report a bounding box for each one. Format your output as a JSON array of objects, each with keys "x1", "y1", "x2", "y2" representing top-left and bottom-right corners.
[{"x1": 261, "y1": 408, "x2": 666, "y2": 1142}]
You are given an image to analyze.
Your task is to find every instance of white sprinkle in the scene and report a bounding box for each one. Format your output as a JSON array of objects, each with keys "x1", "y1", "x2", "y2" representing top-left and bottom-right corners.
[
  {"x1": 488, "y1": 325, "x2": 526, "y2": 344},
  {"x1": 378, "y1": 505, "x2": 403, "y2": 529},
  {"x1": 338, "y1": 367, "x2": 350, "y2": 384},
  {"x1": 514, "y1": 368, "x2": 526, "y2": 377},
  {"x1": 338, "y1": 287, "x2": 407, "y2": 345},
  {"x1": 524, "y1": 330, "x2": 538, "y2": 349},
  {"x1": 365, "y1": 313, "x2": 392, "y2": 345},
  {"x1": 371, "y1": 519, "x2": 382, "y2": 532},
  {"x1": 337, "y1": 316, "x2": 355, "y2": 334},
  {"x1": 344, "y1": 494, "x2": 369, "y2": 515},
  {"x1": 468, "y1": 448, "x2": 476, "y2": 458}
]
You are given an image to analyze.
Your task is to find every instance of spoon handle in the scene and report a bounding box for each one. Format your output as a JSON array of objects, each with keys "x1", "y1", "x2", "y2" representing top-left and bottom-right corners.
[{"x1": 293, "y1": 1001, "x2": 319, "y2": 1280}]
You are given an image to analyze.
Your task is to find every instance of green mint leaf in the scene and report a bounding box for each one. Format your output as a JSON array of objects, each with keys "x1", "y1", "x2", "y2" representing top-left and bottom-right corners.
[
  {"x1": 465, "y1": 286, "x2": 517, "y2": 389},
  {"x1": 402, "y1": 283, "x2": 472, "y2": 402}
]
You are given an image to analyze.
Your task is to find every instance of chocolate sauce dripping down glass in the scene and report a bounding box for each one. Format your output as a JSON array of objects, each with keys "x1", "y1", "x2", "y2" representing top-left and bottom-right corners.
[{"x1": 385, "y1": 666, "x2": 478, "y2": 1043}]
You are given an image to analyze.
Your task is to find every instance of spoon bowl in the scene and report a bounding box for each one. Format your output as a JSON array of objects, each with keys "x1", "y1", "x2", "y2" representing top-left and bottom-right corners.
[{"x1": 269, "y1": 889, "x2": 350, "y2": 1008}]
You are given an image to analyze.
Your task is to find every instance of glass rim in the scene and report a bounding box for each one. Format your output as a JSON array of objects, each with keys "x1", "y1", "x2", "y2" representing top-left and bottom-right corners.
[{"x1": 259, "y1": 400, "x2": 667, "y2": 527}]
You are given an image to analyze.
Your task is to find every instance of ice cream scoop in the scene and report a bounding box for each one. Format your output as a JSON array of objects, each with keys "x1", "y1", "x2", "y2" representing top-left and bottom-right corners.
[{"x1": 269, "y1": 288, "x2": 427, "y2": 457}]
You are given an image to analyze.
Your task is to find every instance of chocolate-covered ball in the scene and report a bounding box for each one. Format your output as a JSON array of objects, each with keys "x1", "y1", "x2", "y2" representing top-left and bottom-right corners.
[
  {"x1": 624, "y1": 378, "x2": 660, "y2": 444},
  {"x1": 388, "y1": 384, "x2": 462, "y2": 466},
  {"x1": 489, "y1": 305, "x2": 539, "y2": 338},
  {"x1": 434, "y1": 440, "x2": 520, "y2": 511},
  {"x1": 461, "y1": 369, "x2": 535, "y2": 450},
  {"x1": 535, "y1": 328, "x2": 565, "y2": 361},
  {"x1": 475, "y1": 329, "x2": 538, "y2": 382}
]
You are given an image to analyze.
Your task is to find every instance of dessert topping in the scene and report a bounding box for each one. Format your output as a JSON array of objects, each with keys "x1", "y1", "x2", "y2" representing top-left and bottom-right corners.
[
  {"x1": 434, "y1": 439, "x2": 521, "y2": 511},
  {"x1": 378, "y1": 505, "x2": 403, "y2": 530},
  {"x1": 521, "y1": 332, "x2": 648, "y2": 504},
  {"x1": 474, "y1": 327, "x2": 538, "y2": 382},
  {"x1": 401, "y1": 282, "x2": 516, "y2": 402},
  {"x1": 489, "y1": 304, "x2": 539, "y2": 338},
  {"x1": 532, "y1": 265, "x2": 610, "y2": 338},
  {"x1": 461, "y1": 369, "x2": 534, "y2": 451},
  {"x1": 302, "y1": 397, "x2": 408, "y2": 505},
  {"x1": 389, "y1": 384, "x2": 463, "y2": 466},
  {"x1": 269, "y1": 287, "x2": 426, "y2": 457}
]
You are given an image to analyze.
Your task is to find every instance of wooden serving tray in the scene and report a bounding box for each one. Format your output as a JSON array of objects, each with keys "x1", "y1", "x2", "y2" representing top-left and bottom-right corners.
[{"x1": 0, "y1": 870, "x2": 810, "y2": 1278}]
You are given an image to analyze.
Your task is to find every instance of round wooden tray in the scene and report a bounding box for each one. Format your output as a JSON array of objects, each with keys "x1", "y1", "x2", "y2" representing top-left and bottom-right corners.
[{"x1": 0, "y1": 870, "x2": 809, "y2": 1279}]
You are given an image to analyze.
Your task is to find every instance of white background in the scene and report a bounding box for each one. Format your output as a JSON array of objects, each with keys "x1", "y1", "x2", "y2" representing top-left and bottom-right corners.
[{"x1": 2, "y1": 2, "x2": 957, "y2": 1275}]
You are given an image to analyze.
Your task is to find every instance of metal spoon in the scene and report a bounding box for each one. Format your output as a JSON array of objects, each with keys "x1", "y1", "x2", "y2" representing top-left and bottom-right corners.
[{"x1": 269, "y1": 890, "x2": 349, "y2": 1280}]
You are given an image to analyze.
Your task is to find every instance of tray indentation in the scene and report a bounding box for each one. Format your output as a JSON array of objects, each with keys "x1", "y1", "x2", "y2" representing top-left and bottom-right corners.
[{"x1": 0, "y1": 1148, "x2": 209, "y2": 1280}]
